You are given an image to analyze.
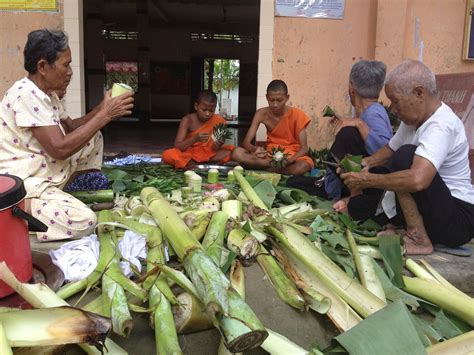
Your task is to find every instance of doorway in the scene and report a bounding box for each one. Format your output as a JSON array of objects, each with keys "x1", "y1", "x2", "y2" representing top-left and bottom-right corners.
[
  {"x1": 83, "y1": 0, "x2": 260, "y2": 154},
  {"x1": 204, "y1": 58, "x2": 240, "y2": 119}
]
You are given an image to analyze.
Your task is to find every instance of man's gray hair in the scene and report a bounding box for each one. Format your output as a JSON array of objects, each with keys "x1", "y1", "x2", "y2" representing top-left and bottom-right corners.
[
  {"x1": 349, "y1": 60, "x2": 387, "y2": 99},
  {"x1": 385, "y1": 60, "x2": 437, "y2": 96},
  {"x1": 24, "y1": 29, "x2": 69, "y2": 74}
]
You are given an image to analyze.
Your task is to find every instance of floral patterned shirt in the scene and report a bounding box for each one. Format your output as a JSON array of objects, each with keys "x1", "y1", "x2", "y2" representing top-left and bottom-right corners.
[{"x1": 0, "y1": 77, "x2": 71, "y2": 198}]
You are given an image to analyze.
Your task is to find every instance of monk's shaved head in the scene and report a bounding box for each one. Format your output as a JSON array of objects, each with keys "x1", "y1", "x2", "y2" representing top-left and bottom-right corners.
[
  {"x1": 196, "y1": 90, "x2": 217, "y2": 104},
  {"x1": 267, "y1": 80, "x2": 288, "y2": 95}
]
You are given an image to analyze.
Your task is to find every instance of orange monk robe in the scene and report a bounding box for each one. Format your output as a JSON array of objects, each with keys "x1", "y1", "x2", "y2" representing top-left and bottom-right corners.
[
  {"x1": 266, "y1": 107, "x2": 314, "y2": 168},
  {"x1": 162, "y1": 114, "x2": 235, "y2": 169}
]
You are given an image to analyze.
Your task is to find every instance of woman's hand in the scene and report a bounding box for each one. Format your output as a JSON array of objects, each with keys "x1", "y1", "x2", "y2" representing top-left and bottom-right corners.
[{"x1": 100, "y1": 90, "x2": 134, "y2": 122}]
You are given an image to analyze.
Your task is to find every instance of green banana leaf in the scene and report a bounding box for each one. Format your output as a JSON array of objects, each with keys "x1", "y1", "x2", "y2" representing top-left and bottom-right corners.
[
  {"x1": 276, "y1": 188, "x2": 312, "y2": 204},
  {"x1": 340, "y1": 154, "x2": 363, "y2": 173},
  {"x1": 334, "y1": 299, "x2": 426, "y2": 355},
  {"x1": 378, "y1": 234, "x2": 405, "y2": 288},
  {"x1": 254, "y1": 179, "x2": 277, "y2": 209},
  {"x1": 372, "y1": 260, "x2": 422, "y2": 312}
]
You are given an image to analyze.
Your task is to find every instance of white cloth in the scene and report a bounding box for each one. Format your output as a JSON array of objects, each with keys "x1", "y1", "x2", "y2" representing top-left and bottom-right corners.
[
  {"x1": 50, "y1": 231, "x2": 147, "y2": 282},
  {"x1": 377, "y1": 191, "x2": 397, "y2": 219},
  {"x1": 381, "y1": 103, "x2": 474, "y2": 216},
  {"x1": 118, "y1": 230, "x2": 147, "y2": 277},
  {"x1": 50, "y1": 235, "x2": 100, "y2": 282}
]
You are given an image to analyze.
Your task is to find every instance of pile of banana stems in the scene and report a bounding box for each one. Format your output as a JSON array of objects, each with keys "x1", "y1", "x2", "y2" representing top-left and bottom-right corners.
[{"x1": 4, "y1": 166, "x2": 472, "y2": 354}]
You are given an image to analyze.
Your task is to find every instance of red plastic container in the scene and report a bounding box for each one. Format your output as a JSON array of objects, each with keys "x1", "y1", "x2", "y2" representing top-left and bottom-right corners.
[{"x1": 0, "y1": 174, "x2": 47, "y2": 298}]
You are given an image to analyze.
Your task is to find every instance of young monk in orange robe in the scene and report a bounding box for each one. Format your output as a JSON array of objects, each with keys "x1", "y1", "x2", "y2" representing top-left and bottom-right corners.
[
  {"x1": 231, "y1": 80, "x2": 313, "y2": 175},
  {"x1": 162, "y1": 90, "x2": 234, "y2": 168}
]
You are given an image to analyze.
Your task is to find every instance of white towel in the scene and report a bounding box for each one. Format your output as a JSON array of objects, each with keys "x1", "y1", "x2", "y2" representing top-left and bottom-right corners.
[
  {"x1": 50, "y1": 235, "x2": 100, "y2": 282},
  {"x1": 50, "y1": 231, "x2": 147, "y2": 282},
  {"x1": 118, "y1": 230, "x2": 147, "y2": 277},
  {"x1": 375, "y1": 190, "x2": 397, "y2": 219}
]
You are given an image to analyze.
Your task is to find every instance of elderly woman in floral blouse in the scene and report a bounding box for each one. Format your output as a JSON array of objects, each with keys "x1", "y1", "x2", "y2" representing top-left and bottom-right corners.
[{"x1": 0, "y1": 29, "x2": 134, "y2": 241}]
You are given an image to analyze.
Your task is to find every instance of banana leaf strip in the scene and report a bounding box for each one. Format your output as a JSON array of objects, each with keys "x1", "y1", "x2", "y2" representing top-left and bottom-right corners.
[
  {"x1": 310, "y1": 215, "x2": 337, "y2": 235},
  {"x1": 432, "y1": 309, "x2": 471, "y2": 339},
  {"x1": 309, "y1": 196, "x2": 334, "y2": 211},
  {"x1": 220, "y1": 251, "x2": 238, "y2": 274},
  {"x1": 337, "y1": 214, "x2": 380, "y2": 237},
  {"x1": 245, "y1": 171, "x2": 281, "y2": 185},
  {"x1": 340, "y1": 155, "x2": 363, "y2": 173},
  {"x1": 421, "y1": 303, "x2": 471, "y2": 338},
  {"x1": 253, "y1": 180, "x2": 277, "y2": 209},
  {"x1": 378, "y1": 234, "x2": 404, "y2": 288},
  {"x1": 409, "y1": 313, "x2": 443, "y2": 347},
  {"x1": 333, "y1": 299, "x2": 426, "y2": 355},
  {"x1": 275, "y1": 188, "x2": 311, "y2": 204},
  {"x1": 320, "y1": 245, "x2": 356, "y2": 278},
  {"x1": 372, "y1": 260, "x2": 423, "y2": 312}
]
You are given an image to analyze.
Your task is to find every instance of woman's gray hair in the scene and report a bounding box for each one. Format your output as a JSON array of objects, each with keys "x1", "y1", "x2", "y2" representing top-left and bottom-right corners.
[
  {"x1": 24, "y1": 29, "x2": 69, "y2": 74},
  {"x1": 385, "y1": 60, "x2": 437, "y2": 96},
  {"x1": 349, "y1": 60, "x2": 387, "y2": 99}
]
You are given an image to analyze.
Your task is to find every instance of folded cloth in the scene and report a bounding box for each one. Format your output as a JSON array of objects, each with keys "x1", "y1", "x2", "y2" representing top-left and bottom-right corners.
[
  {"x1": 50, "y1": 231, "x2": 146, "y2": 282},
  {"x1": 103, "y1": 154, "x2": 152, "y2": 166},
  {"x1": 118, "y1": 230, "x2": 147, "y2": 277},
  {"x1": 50, "y1": 235, "x2": 100, "y2": 282}
]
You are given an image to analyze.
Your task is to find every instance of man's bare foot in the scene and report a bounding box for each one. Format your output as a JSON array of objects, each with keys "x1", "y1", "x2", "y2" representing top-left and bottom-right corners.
[
  {"x1": 377, "y1": 224, "x2": 399, "y2": 237},
  {"x1": 377, "y1": 229, "x2": 397, "y2": 237},
  {"x1": 333, "y1": 199, "x2": 348, "y2": 213},
  {"x1": 403, "y1": 228, "x2": 434, "y2": 255}
]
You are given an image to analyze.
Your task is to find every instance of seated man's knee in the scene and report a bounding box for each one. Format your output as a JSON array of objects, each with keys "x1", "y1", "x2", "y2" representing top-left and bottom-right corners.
[
  {"x1": 391, "y1": 144, "x2": 417, "y2": 171},
  {"x1": 290, "y1": 160, "x2": 312, "y2": 175},
  {"x1": 335, "y1": 127, "x2": 361, "y2": 144}
]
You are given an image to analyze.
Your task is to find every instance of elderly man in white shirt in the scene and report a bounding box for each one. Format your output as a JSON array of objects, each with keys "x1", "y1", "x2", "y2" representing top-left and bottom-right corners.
[{"x1": 340, "y1": 60, "x2": 474, "y2": 255}]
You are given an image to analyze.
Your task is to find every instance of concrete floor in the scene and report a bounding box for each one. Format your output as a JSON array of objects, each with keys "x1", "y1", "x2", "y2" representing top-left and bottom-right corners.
[{"x1": 28, "y1": 237, "x2": 473, "y2": 354}]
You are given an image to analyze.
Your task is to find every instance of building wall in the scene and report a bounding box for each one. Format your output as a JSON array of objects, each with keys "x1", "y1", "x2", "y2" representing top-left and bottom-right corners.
[
  {"x1": 0, "y1": 3, "x2": 64, "y2": 95},
  {"x1": 273, "y1": 0, "x2": 473, "y2": 149},
  {"x1": 0, "y1": 1, "x2": 84, "y2": 118},
  {"x1": 0, "y1": 0, "x2": 472, "y2": 149}
]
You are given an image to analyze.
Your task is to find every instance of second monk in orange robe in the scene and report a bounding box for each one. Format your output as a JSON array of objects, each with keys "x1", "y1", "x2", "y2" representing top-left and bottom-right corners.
[
  {"x1": 231, "y1": 80, "x2": 313, "y2": 175},
  {"x1": 162, "y1": 90, "x2": 234, "y2": 169}
]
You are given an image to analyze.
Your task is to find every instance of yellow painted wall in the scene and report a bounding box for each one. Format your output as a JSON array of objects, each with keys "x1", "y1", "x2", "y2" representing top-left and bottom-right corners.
[
  {"x1": 274, "y1": 0, "x2": 473, "y2": 149},
  {"x1": 0, "y1": 5, "x2": 64, "y2": 95}
]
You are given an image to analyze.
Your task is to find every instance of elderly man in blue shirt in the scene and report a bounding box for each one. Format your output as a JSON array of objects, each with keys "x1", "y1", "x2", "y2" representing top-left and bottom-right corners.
[{"x1": 288, "y1": 60, "x2": 393, "y2": 204}]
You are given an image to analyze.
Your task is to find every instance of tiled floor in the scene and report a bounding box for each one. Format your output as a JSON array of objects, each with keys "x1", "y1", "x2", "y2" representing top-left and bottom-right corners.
[
  {"x1": 102, "y1": 121, "x2": 249, "y2": 156},
  {"x1": 102, "y1": 121, "x2": 178, "y2": 155}
]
